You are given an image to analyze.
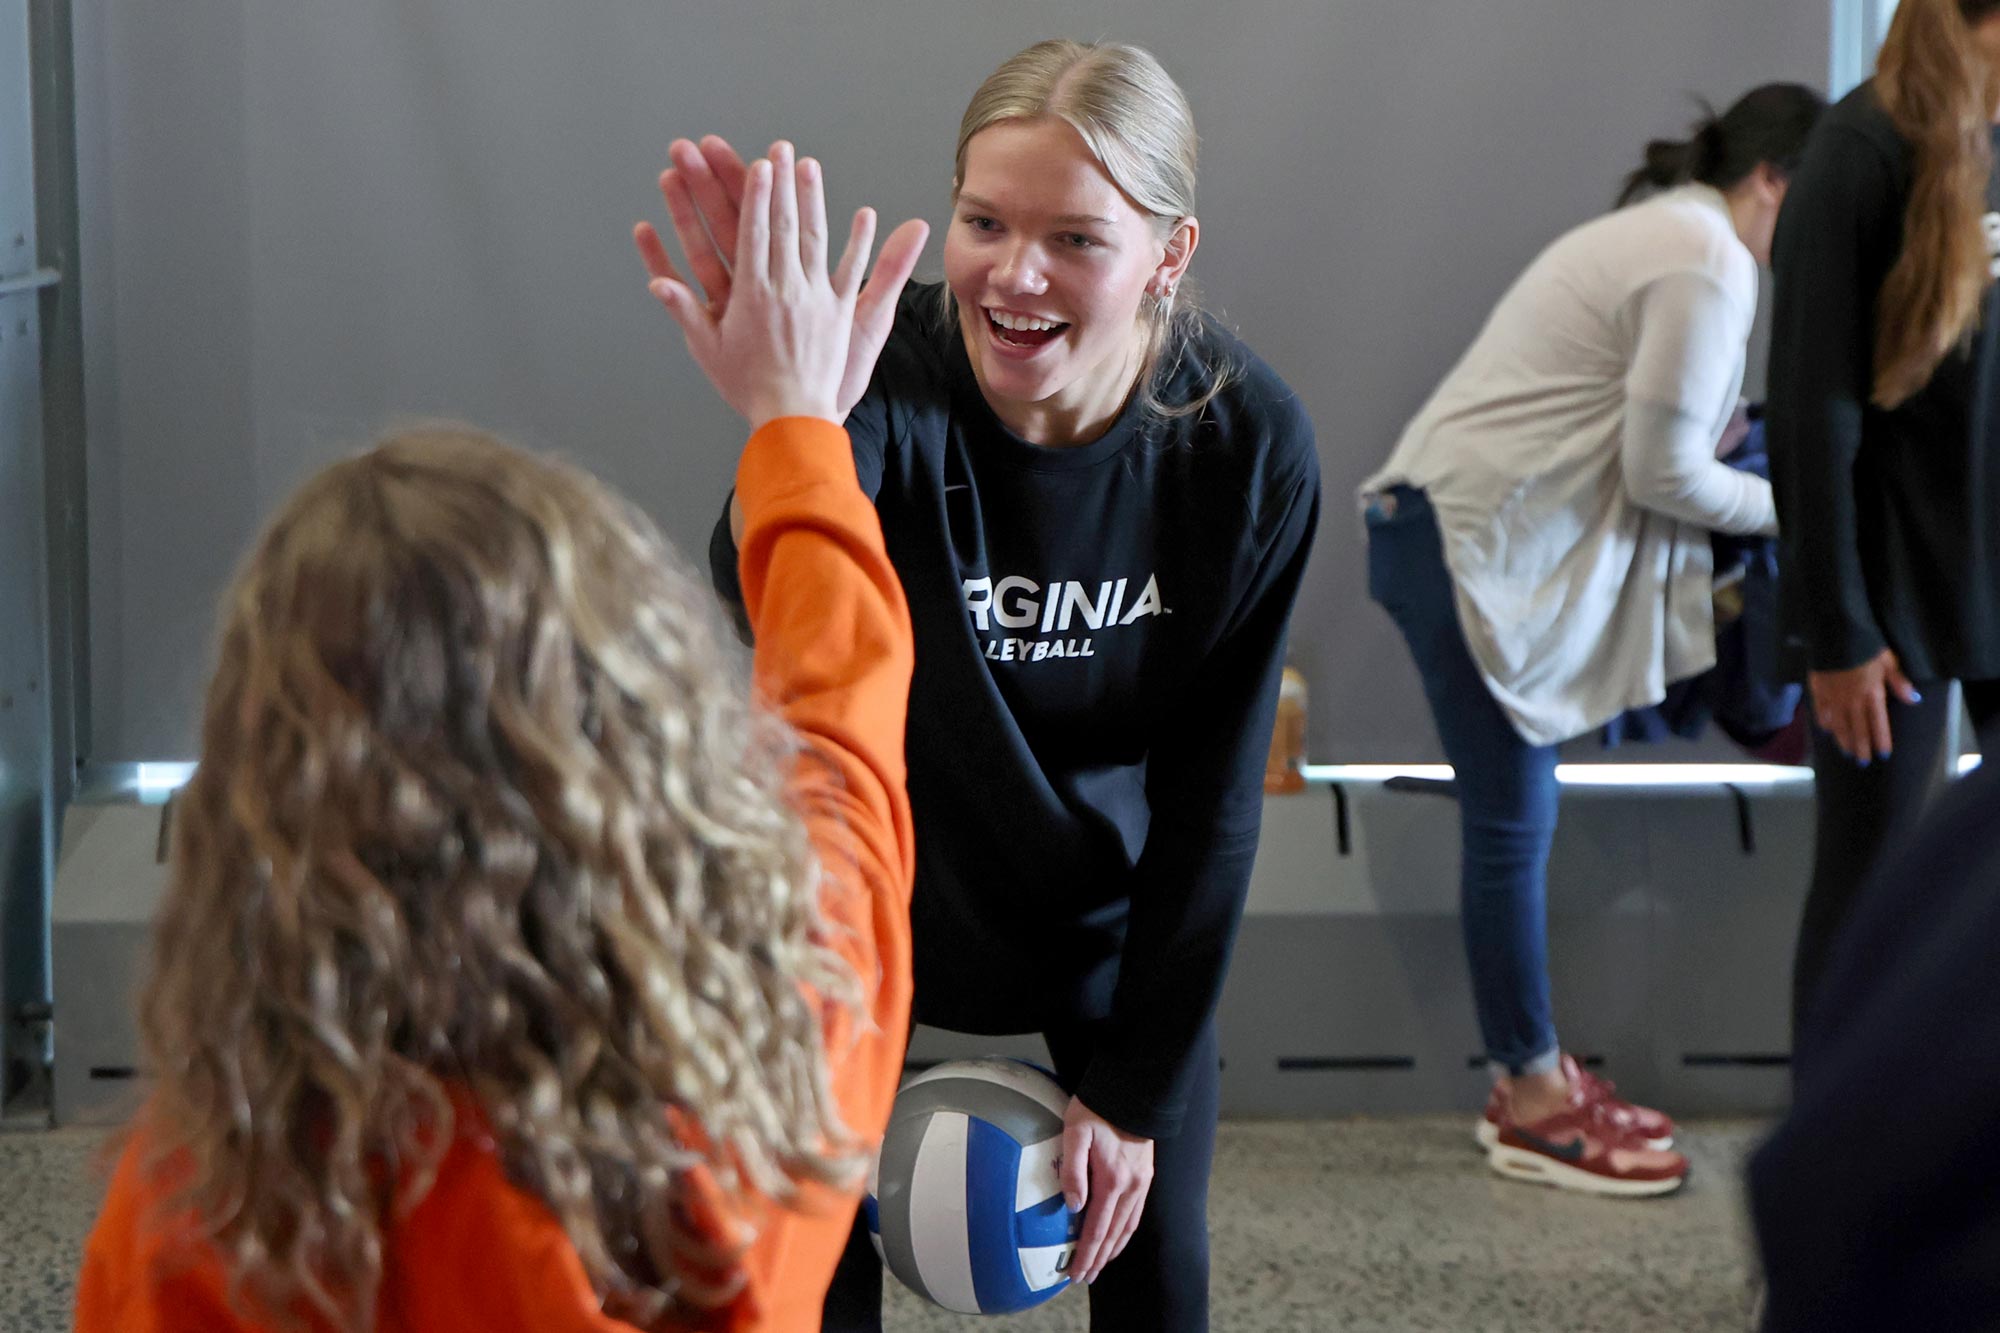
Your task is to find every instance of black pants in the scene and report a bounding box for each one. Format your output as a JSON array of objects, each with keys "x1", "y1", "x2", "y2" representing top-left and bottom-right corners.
[
  {"x1": 822, "y1": 1020, "x2": 1220, "y2": 1332},
  {"x1": 1791, "y1": 678, "x2": 2000, "y2": 1047}
]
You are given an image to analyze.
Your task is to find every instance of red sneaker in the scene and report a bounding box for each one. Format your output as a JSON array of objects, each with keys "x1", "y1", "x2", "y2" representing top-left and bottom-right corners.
[
  {"x1": 1488, "y1": 1092, "x2": 1689, "y2": 1198},
  {"x1": 1475, "y1": 1055, "x2": 1675, "y2": 1152}
]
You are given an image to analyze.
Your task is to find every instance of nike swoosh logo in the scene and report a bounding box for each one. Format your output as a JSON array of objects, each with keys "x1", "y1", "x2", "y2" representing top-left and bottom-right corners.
[
  {"x1": 943, "y1": 484, "x2": 969, "y2": 493},
  {"x1": 1512, "y1": 1128, "x2": 1586, "y2": 1163}
]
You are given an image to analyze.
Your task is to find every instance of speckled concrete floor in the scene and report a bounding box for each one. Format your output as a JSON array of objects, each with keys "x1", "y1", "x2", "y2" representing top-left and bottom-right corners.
[{"x1": 2, "y1": 1116, "x2": 1766, "y2": 1332}]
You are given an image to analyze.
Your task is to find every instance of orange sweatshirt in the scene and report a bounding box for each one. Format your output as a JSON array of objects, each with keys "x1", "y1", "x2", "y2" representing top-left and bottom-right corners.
[{"x1": 73, "y1": 418, "x2": 917, "y2": 1333}]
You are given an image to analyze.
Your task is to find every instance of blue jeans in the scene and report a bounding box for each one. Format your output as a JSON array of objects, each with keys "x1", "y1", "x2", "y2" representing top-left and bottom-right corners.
[{"x1": 1366, "y1": 487, "x2": 1562, "y2": 1077}]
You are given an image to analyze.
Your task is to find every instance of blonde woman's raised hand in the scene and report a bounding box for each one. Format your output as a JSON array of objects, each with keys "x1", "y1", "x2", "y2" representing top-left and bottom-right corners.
[
  {"x1": 641, "y1": 136, "x2": 752, "y2": 316},
  {"x1": 635, "y1": 137, "x2": 926, "y2": 423}
]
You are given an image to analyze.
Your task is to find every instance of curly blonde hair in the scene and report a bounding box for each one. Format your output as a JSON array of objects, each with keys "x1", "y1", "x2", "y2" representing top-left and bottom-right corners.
[{"x1": 136, "y1": 424, "x2": 862, "y2": 1329}]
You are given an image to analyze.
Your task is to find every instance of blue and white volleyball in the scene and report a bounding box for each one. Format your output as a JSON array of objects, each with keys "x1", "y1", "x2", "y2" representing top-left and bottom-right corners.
[{"x1": 865, "y1": 1058, "x2": 1083, "y2": 1315}]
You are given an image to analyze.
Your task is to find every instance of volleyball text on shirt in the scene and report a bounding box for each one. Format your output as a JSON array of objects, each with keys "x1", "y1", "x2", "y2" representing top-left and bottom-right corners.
[{"x1": 961, "y1": 572, "x2": 1168, "y2": 661}]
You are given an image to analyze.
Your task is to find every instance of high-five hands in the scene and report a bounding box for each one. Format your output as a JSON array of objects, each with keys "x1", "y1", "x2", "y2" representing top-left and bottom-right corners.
[{"x1": 636, "y1": 138, "x2": 928, "y2": 427}]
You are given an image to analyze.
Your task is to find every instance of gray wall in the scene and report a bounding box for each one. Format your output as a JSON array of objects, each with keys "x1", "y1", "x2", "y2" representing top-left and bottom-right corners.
[{"x1": 71, "y1": 0, "x2": 1832, "y2": 763}]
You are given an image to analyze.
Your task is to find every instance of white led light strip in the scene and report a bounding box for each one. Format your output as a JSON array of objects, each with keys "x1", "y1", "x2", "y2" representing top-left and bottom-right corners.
[
  {"x1": 115, "y1": 754, "x2": 1989, "y2": 801},
  {"x1": 1302, "y1": 756, "x2": 1984, "y2": 787}
]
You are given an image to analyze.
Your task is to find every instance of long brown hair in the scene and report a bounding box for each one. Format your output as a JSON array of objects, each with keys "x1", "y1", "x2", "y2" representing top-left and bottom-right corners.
[
  {"x1": 138, "y1": 425, "x2": 861, "y2": 1329},
  {"x1": 1873, "y1": 0, "x2": 2000, "y2": 407}
]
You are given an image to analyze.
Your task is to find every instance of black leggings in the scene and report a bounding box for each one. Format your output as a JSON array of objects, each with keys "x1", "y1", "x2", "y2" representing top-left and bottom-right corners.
[
  {"x1": 821, "y1": 1021, "x2": 1220, "y2": 1333},
  {"x1": 1791, "y1": 678, "x2": 2000, "y2": 1045}
]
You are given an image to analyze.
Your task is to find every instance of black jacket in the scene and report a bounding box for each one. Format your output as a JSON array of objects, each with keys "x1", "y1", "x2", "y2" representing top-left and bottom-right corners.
[
  {"x1": 711, "y1": 285, "x2": 1320, "y2": 1138},
  {"x1": 1765, "y1": 82, "x2": 2000, "y2": 683}
]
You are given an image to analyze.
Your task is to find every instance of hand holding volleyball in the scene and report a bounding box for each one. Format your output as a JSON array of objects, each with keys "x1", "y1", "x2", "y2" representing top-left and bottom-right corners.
[{"x1": 1062, "y1": 1095, "x2": 1156, "y2": 1285}]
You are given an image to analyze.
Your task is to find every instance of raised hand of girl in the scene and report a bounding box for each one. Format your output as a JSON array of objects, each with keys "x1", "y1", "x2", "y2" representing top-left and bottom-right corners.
[{"x1": 635, "y1": 138, "x2": 926, "y2": 424}]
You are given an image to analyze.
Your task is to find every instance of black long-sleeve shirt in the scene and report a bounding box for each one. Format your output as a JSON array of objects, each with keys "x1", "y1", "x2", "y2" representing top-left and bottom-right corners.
[
  {"x1": 711, "y1": 285, "x2": 1320, "y2": 1138},
  {"x1": 1766, "y1": 82, "x2": 2000, "y2": 682}
]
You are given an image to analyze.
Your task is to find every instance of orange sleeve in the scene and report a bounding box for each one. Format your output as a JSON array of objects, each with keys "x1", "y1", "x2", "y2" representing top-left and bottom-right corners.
[
  {"x1": 728, "y1": 416, "x2": 916, "y2": 1326},
  {"x1": 74, "y1": 1135, "x2": 273, "y2": 1333},
  {"x1": 73, "y1": 1142, "x2": 165, "y2": 1333}
]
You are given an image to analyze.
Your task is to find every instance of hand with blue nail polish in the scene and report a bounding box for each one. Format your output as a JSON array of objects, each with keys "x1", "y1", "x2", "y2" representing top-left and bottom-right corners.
[{"x1": 1809, "y1": 647, "x2": 1921, "y2": 764}]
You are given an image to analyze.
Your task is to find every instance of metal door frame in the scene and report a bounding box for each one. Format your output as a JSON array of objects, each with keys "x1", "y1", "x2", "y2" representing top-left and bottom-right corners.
[{"x1": 2, "y1": 0, "x2": 88, "y2": 1116}]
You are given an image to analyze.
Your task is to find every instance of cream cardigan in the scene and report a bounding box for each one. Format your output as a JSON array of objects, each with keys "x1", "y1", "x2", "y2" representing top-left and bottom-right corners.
[{"x1": 1362, "y1": 185, "x2": 1777, "y2": 746}]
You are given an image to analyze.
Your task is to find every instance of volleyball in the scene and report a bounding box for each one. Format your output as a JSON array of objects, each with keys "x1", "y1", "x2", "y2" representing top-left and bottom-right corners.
[{"x1": 865, "y1": 1058, "x2": 1083, "y2": 1314}]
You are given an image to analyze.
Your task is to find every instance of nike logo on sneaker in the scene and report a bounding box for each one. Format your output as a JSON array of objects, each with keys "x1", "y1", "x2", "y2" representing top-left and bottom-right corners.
[{"x1": 1511, "y1": 1128, "x2": 1587, "y2": 1162}]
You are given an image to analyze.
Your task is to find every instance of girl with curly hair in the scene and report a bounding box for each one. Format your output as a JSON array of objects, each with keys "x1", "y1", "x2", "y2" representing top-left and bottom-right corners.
[{"x1": 75, "y1": 149, "x2": 929, "y2": 1331}]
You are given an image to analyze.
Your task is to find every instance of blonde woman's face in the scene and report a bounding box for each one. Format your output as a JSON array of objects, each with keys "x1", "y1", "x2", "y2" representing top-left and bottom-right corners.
[{"x1": 945, "y1": 118, "x2": 1172, "y2": 440}]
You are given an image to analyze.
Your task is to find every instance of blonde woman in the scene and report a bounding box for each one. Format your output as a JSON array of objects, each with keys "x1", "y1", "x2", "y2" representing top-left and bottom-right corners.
[
  {"x1": 640, "y1": 40, "x2": 1320, "y2": 1332},
  {"x1": 1765, "y1": 0, "x2": 2000, "y2": 1049},
  {"x1": 76, "y1": 151, "x2": 926, "y2": 1330}
]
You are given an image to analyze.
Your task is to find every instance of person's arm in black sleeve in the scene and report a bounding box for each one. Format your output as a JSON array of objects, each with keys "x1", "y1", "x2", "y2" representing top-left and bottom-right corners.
[
  {"x1": 708, "y1": 384, "x2": 893, "y2": 638},
  {"x1": 709, "y1": 502, "x2": 755, "y2": 643},
  {"x1": 1075, "y1": 440, "x2": 1322, "y2": 1141},
  {"x1": 1765, "y1": 124, "x2": 1899, "y2": 671}
]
